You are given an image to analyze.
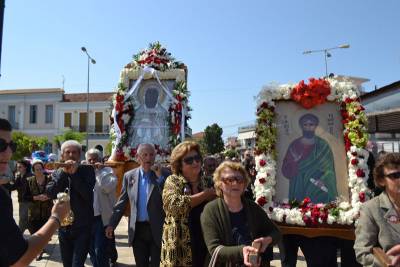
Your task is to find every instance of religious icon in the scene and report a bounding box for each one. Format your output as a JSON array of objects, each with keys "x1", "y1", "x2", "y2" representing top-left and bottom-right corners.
[{"x1": 281, "y1": 113, "x2": 338, "y2": 203}]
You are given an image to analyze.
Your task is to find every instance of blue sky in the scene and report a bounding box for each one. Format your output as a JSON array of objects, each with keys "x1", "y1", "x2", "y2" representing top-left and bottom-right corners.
[{"x1": 1, "y1": 0, "x2": 399, "y2": 136}]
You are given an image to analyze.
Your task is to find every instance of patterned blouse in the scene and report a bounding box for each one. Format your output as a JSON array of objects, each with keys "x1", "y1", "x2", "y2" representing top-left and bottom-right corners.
[{"x1": 160, "y1": 174, "x2": 210, "y2": 267}]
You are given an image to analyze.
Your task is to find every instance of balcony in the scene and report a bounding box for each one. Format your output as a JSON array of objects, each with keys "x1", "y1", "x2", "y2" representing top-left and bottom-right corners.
[{"x1": 69, "y1": 125, "x2": 110, "y2": 134}]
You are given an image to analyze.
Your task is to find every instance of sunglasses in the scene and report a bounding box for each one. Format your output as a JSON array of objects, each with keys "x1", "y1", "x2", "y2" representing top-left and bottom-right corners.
[
  {"x1": 385, "y1": 172, "x2": 400, "y2": 180},
  {"x1": 0, "y1": 138, "x2": 17, "y2": 153},
  {"x1": 182, "y1": 154, "x2": 202, "y2": 165},
  {"x1": 221, "y1": 176, "x2": 245, "y2": 185}
]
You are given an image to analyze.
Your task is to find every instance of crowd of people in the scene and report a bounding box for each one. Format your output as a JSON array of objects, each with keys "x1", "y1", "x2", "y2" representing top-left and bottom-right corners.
[{"x1": 1, "y1": 116, "x2": 400, "y2": 267}]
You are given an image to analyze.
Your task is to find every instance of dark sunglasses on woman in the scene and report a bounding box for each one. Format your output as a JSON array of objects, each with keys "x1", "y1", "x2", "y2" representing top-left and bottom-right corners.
[
  {"x1": 385, "y1": 171, "x2": 400, "y2": 180},
  {"x1": 221, "y1": 176, "x2": 245, "y2": 185},
  {"x1": 0, "y1": 138, "x2": 17, "y2": 153},
  {"x1": 182, "y1": 154, "x2": 202, "y2": 165}
]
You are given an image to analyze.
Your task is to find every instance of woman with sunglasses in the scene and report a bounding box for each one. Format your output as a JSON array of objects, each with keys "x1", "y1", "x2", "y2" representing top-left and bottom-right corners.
[
  {"x1": 201, "y1": 161, "x2": 281, "y2": 267},
  {"x1": 24, "y1": 159, "x2": 53, "y2": 260},
  {"x1": 160, "y1": 141, "x2": 216, "y2": 267},
  {"x1": 354, "y1": 152, "x2": 400, "y2": 266}
]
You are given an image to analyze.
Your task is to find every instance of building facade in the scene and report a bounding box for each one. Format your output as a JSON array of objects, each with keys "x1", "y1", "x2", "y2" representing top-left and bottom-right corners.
[
  {"x1": 361, "y1": 80, "x2": 400, "y2": 154},
  {"x1": 0, "y1": 88, "x2": 113, "y2": 156}
]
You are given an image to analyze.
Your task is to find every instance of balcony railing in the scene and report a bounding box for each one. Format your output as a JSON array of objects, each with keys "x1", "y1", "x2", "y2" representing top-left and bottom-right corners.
[{"x1": 69, "y1": 125, "x2": 110, "y2": 134}]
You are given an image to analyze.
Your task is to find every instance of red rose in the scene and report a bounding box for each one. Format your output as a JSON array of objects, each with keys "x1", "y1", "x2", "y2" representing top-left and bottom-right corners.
[
  {"x1": 303, "y1": 215, "x2": 312, "y2": 226},
  {"x1": 116, "y1": 94, "x2": 124, "y2": 102},
  {"x1": 130, "y1": 148, "x2": 137, "y2": 157},
  {"x1": 302, "y1": 197, "x2": 311, "y2": 206},
  {"x1": 351, "y1": 159, "x2": 359, "y2": 165},
  {"x1": 359, "y1": 192, "x2": 366, "y2": 202},
  {"x1": 356, "y1": 169, "x2": 365, "y2": 177},
  {"x1": 259, "y1": 178, "x2": 266, "y2": 184},
  {"x1": 259, "y1": 159, "x2": 266, "y2": 167},
  {"x1": 257, "y1": 196, "x2": 267, "y2": 207}
]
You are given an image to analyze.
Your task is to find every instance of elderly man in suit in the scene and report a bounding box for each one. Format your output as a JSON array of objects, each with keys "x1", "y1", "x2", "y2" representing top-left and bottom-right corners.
[{"x1": 106, "y1": 143, "x2": 168, "y2": 267}]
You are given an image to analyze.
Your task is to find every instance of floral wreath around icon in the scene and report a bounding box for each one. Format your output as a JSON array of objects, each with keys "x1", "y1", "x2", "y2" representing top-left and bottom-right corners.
[
  {"x1": 254, "y1": 77, "x2": 370, "y2": 226},
  {"x1": 109, "y1": 42, "x2": 191, "y2": 161}
]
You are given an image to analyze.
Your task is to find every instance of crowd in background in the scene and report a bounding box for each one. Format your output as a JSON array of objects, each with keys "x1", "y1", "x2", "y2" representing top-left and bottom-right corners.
[{"x1": 2, "y1": 115, "x2": 400, "y2": 267}]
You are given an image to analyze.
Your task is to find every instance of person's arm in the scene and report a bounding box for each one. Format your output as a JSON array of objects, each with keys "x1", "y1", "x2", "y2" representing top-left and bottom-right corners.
[
  {"x1": 252, "y1": 203, "x2": 282, "y2": 253},
  {"x1": 11, "y1": 200, "x2": 70, "y2": 267},
  {"x1": 22, "y1": 180, "x2": 34, "y2": 201},
  {"x1": 46, "y1": 169, "x2": 68, "y2": 199},
  {"x1": 189, "y1": 188, "x2": 215, "y2": 208},
  {"x1": 162, "y1": 175, "x2": 191, "y2": 217},
  {"x1": 107, "y1": 173, "x2": 130, "y2": 231},
  {"x1": 200, "y1": 201, "x2": 245, "y2": 262},
  {"x1": 354, "y1": 204, "x2": 379, "y2": 266}
]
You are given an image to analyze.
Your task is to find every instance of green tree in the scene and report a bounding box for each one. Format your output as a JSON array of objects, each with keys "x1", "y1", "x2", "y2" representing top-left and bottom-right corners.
[
  {"x1": 11, "y1": 132, "x2": 48, "y2": 160},
  {"x1": 54, "y1": 129, "x2": 86, "y2": 149},
  {"x1": 224, "y1": 149, "x2": 238, "y2": 159},
  {"x1": 203, "y1": 123, "x2": 224, "y2": 155}
]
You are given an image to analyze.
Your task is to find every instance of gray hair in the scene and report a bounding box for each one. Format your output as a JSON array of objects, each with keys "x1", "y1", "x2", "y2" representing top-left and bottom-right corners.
[
  {"x1": 61, "y1": 140, "x2": 82, "y2": 155},
  {"x1": 85, "y1": 148, "x2": 102, "y2": 161},
  {"x1": 137, "y1": 143, "x2": 156, "y2": 156}
]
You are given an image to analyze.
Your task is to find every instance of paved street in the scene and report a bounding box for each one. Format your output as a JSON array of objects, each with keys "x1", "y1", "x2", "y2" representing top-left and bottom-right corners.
[{"x1": 11, "y1": 191, "x2": 307, "y2": 267}]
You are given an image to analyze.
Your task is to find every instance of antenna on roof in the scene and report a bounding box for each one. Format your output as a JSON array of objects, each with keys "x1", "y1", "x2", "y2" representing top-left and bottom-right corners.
[{"x1": 62, "y1": 75, "x2": 65, "y2": 90}]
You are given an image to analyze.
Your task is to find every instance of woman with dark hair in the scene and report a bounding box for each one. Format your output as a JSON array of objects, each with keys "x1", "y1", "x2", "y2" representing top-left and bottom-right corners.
[
  {"x1": 160, "y1": 141, "x2": 216, "y2": 267},
  {"x1": 24, "y1": 159, "x2": 53, "y2": 260},
  {"x1": 10, "y1": 159, "x2": 32, "y2": 233},
  {"x1": 354, "y1": 153, "x2": 400, "y2": 266}
]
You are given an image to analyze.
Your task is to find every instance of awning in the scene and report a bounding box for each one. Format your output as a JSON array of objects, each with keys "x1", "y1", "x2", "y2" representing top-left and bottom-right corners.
[{"x1": 237, "y1": 131, "x2": 255, "y2": 140}]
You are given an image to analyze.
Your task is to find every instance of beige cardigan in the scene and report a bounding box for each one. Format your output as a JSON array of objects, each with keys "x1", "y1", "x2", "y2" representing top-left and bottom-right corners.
[{"x1": 354, "y1": 192, "x2": 400, "y2": 267}]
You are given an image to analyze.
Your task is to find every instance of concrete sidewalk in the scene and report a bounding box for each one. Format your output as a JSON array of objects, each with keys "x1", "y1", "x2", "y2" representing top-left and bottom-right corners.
[{"x1": 11, "y1": 191, "x2": 306, "y2": 267}]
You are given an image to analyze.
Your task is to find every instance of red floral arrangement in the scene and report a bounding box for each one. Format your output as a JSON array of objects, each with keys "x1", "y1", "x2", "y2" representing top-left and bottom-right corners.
[{"x1": 291, "y1": 78, "x2": 331, "y2": 109}]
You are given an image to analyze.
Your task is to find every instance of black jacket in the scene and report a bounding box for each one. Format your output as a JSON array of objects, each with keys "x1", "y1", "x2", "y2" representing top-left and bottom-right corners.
[{"x1": 46, "y1": 165, "x2": 95, "y2": 229}]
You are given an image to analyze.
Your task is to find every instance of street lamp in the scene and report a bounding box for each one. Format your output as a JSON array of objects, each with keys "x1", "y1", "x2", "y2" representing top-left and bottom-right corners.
[
  {"x1": 303, "y1": 44, "x2": 350, "y2": 77},
  {"x1": 81, "y1": 47, "x2": 96, "y2": 151}
]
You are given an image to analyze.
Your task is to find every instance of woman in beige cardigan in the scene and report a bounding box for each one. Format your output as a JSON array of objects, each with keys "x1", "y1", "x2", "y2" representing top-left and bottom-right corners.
[
  {"x1": 201, "y1": 161, "x2": 281, "y2": 267},
  {"x1": 354, "y1": 153, "x2": 400, "y2": 266}
]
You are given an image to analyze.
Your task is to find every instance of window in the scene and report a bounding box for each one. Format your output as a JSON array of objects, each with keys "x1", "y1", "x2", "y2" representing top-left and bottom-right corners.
[
  {"x1": 79, "y1": 112, "x2": 87, "y2": 132},
  {"x1": 45, "y1": 105, "x2": 53, "y2": 123},
  {"x1": 64, "y1": 113, "x2": 72, "y2": 128},
  {"x1": 95, "y1": 112, "x2": 103, "y2": 132},
  {"x1": 8, "y1": 106, "x2": 16, "y2": 128},
  {"x1": 29, "y1": 105, "x2": 37, "y2": 124}
]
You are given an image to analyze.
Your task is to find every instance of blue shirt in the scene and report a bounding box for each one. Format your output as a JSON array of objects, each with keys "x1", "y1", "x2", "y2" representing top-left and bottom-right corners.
[{"x1": 137, "y1": 169, "x2": 150, "y2": 222}]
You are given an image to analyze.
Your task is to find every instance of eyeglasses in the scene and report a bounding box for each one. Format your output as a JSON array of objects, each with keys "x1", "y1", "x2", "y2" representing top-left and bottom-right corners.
[
  {"x1": 385, "y1": 171, "x2": 400, "y2": 180},
  {"x1": 0, "y1": 138, "x2": 17, "y2": 153},
  {"x1": 182, "y1": 154, "x2": 202, "y2": 165},
  {"x1": 221, "y1": 176, "x2": 245, "y2": 185}
]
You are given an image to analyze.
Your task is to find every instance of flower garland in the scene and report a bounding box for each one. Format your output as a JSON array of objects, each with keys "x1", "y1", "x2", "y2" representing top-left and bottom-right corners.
[
  {"x1": 110, "y1": 42, "x2": 190, "y2": 161},
  {"x1": 109, "y1": 83, "x2": 135, "y2": 161},
  {"x1": 254, "y1": 77, "x2": 370, "y2": 226},
  {"x1": 168, "y1": 81, "x2": 191, "y2": 147}
]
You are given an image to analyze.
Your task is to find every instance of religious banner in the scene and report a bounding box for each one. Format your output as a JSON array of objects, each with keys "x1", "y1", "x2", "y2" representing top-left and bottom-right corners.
[
  {"x1": 254, "y1": 77, "x2": 370, "y2": 227},
  {"x1": 109, "y1": 42, "x2": 191, "y2": 161}
]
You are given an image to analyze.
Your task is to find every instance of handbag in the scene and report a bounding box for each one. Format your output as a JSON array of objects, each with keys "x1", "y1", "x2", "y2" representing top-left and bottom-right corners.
[{"x1": 208, "y1": 245, "x2": 227, "y2": 267}]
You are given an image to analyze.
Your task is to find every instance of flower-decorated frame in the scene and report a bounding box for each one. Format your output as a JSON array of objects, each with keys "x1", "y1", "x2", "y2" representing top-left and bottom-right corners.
[
  {"x1": 254, "y1": 77, "x2": 371, "y2": 227},
  {"x1": 109, "y1": 42, "x2": 191, "y2": 161}
]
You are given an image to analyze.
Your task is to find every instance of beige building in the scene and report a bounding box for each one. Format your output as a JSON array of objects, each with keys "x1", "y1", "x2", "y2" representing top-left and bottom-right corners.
[{"x1": 0, "y1": 88, "x2": 113, "y2": 156}]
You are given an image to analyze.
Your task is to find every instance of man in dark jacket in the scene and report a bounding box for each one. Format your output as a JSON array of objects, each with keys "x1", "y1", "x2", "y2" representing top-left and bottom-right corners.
[{"x1": 46, "y1": 140, "x2": 95, "y2": 267}]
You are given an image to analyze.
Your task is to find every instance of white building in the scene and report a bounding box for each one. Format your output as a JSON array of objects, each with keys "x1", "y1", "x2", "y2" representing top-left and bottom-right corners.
[{"x1": 0, "y1": 88, "x2": 113, "y2": 155}]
